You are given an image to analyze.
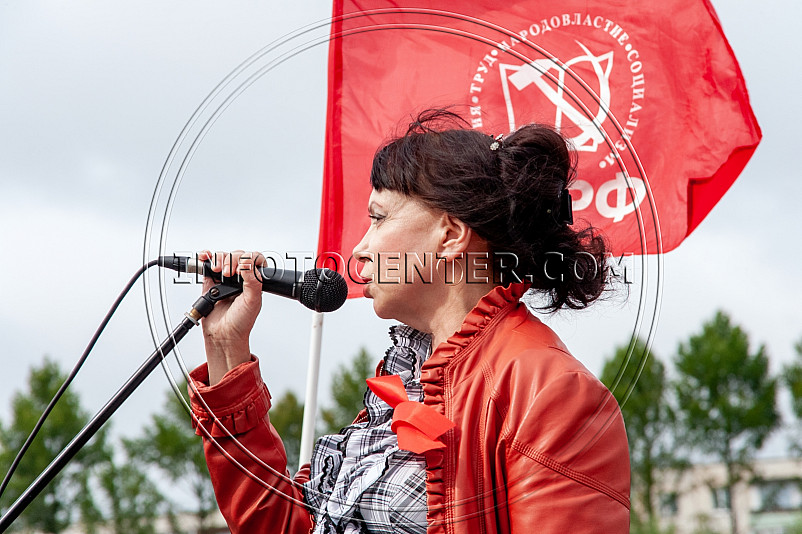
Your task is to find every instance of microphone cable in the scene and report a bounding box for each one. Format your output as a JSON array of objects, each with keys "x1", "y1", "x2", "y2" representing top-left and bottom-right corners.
[{"x1": 0, "y1": 259, "x2": 159, "y2": 501}]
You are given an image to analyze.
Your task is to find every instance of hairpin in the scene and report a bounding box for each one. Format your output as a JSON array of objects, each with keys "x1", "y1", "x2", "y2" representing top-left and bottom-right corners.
[
  {"x1": 490, "y1": 134, "x2": 504, "y2": 151},
  {"x1": 559, "y1": 189, "x2": 574, "y2": 225}
]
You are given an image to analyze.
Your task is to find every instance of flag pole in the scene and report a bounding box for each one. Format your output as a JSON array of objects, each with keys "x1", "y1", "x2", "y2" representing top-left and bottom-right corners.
[{"x1": 299, "y1": 310, "x2": 324, "y2": 469}]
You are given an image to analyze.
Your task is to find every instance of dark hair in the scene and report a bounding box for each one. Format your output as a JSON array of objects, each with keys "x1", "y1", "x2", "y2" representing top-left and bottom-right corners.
[{"x1": 370, "y1": 108, "x2": 609, "y2": 311}]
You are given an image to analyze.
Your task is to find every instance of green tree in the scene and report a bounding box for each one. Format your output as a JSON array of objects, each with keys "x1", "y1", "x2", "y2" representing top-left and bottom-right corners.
[
  {"x1": 0, "y1": 358, "x2": 108, "y2": 533},
  {"x1": 270, "y1": 391, "x2": 305, "y2": 471},
  {"x1": 96, "y1": 458, "x2": 165, "y2": 534},
  {"x1": 674, "y1": 310, "x2": 780, "y2": 534},
  {"x1": 601, "y1": 338, "x2": 676, "y2": 532},
  {"x1": 319, "y1": 348, "x2": 374, "y2": 435},
  {"x1": 123, "y1": 382, "x2": 216, "y2": 532},
  {"x1": 783, "y1": 336, "x2": 802, "y2": 452}
]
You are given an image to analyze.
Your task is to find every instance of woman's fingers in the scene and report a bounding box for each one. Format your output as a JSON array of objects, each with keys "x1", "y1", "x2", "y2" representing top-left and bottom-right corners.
[
  {"x1": 198, "y1": 250, "x2": 261, "y2": 292},
  {"x1": 198, "y1": 250, "x2": 227, "y2": 292},
  {"x1": 197, "y1": 249, "x2": 265, "y2": 311},
  {"x1": 236, "y1": 252, "x2": 265, "y2": 298}
]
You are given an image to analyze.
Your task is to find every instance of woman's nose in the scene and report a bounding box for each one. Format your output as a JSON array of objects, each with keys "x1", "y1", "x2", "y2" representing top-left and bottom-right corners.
[{"x1": 352, "y1": 228, "x2": 371, "y2": 262}]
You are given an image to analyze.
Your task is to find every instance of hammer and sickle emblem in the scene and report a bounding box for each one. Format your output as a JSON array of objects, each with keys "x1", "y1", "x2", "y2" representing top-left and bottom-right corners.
[{"x1": 503, "y1": 42, "x2": 614, "y2": 152}]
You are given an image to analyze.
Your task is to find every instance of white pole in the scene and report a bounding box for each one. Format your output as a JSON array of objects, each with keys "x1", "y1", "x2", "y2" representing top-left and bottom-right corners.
[{"x1": 299, "y1": 311, "x2": 324, "y2": 469}]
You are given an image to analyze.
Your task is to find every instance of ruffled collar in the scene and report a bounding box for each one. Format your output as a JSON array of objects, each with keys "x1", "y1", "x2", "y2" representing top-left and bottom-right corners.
[{"x1": 432, "y1": 282, "x2": 528, "y2": 358}]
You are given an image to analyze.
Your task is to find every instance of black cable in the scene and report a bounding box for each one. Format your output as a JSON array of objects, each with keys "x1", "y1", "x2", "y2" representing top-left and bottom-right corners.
[{"x1": 0, "y1": 259, "x2": 159, "y2": 500}]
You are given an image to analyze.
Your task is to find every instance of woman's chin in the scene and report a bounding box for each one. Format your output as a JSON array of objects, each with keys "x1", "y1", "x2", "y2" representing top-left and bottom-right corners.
[
  {"x1": 372, "y1": 301, "x2": 391, "y2": 320},
  {"x1": 370, "y1": 295, "x2": 397, "y2": 321}
]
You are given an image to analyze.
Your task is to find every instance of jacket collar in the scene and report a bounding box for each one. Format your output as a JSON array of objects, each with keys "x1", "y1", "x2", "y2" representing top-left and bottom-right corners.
[{"x1": 428, "y1": 282, "x2": 529, "y2": 363}]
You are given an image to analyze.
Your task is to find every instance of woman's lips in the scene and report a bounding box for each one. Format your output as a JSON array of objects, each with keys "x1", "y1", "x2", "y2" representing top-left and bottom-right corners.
[
  {"x1": 357, "y1": 270, "x2": 373, "y2": 284},
  {"x1": 359, "y1": 273, "x2": 373, "y2": 297}
]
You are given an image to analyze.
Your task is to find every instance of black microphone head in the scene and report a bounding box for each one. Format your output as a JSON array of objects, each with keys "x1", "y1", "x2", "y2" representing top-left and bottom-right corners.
[{"x1": 300, "y1": 268, "x2": 348, "y2": 312}]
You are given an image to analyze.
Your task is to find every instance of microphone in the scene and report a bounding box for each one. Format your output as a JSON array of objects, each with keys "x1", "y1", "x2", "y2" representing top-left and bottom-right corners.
[{"x1": 158, "y1": 256, "x2": 348, "y2": 313}]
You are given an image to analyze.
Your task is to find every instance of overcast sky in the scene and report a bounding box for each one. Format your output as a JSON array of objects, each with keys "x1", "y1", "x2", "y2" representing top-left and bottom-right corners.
[{"x1": 1, "y1": 0, "x2": 801, "y2": 469}]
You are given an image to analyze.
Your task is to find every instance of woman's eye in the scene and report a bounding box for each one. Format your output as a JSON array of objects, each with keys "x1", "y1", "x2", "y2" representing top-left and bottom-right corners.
[{"x1": 369, "y1": 214, "x2": 385, "y2": 223}]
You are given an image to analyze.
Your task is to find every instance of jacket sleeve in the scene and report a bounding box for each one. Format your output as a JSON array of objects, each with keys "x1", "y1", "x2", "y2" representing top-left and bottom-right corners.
[
  {"x1": 188, "y1": 357, "x2": 313, "y2": 534},
  {"x1": 504, "y1": 370, "x2": 631, "y2": 533}
]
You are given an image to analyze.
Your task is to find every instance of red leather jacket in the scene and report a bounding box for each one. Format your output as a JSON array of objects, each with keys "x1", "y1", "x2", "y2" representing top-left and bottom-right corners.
[{"x1": 189, "y1": 283, "x2": 630, "y2": 533}]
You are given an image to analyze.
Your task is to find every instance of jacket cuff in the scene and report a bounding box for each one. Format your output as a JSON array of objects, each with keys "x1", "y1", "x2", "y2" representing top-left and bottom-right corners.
[{"x1": 188, "y1": 357, "x2": 272, "y2": 438}]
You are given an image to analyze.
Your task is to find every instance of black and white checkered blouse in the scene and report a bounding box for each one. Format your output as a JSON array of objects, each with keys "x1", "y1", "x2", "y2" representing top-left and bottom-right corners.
[{"x1": 304, "y1": 325, "x2": 432, "y2": 534}]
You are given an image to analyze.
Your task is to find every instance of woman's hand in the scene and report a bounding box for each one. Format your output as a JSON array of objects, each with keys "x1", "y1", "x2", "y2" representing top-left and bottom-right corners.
[{"x1": 197, "y1": 250, "x2": 265, "y2": 385}]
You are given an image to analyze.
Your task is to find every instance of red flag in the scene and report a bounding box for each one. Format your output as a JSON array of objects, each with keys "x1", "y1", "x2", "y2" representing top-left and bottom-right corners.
[{"x1": 317, "y1": 1, "x2": 761, "y2": 297}]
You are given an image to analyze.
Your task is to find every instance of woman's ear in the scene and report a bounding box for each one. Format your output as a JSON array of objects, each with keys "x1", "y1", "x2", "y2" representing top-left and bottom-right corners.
[{"x1": 437, "y1": 213, "x2": 473, "y2": 261}]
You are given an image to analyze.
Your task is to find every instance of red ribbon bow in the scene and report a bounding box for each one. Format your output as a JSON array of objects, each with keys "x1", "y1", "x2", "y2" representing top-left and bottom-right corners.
[{"x1": 366, "y1": 374, "x2": 456, "y2": 454}]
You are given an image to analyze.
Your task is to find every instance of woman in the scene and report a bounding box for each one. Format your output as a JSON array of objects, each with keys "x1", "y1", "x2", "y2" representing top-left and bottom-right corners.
[{"x1": 188, "y1": 109, "x2": 630, "y2": 533}]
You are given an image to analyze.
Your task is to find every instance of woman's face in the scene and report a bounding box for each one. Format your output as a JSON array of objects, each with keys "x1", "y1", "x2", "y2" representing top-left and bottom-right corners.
[{"x1": 352, "y1": 189, "x2": 445, "y2": 326}]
